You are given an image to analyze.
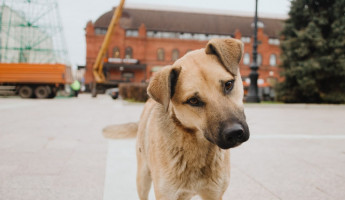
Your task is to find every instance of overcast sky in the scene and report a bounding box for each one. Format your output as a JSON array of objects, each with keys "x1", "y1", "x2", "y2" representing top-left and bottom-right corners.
[{"x1": 58, "y1": 0, "x2": 291, "y2": 68}]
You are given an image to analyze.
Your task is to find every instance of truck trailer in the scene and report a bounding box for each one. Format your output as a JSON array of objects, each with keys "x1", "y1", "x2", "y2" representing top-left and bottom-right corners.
[{"x1": 0, "y1": 63, "x2": 72, "y2": 98}]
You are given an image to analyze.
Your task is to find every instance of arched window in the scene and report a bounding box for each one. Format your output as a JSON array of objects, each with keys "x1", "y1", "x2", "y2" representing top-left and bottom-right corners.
[
  {"x1": 157, "y1": 48, "x2": 165, "y2": 61},
  {"x1": 269, "y1": 54, "x2": 277, "y2": 66},
  {"x1": 243, "y1": 53, "x2": 250, "y2": 65},
  {"x1": 257, "y1": 54, "x2": 262, "y2": 66},
  {"x1": 125, "y1": 47, "x2": 133, "y2": 59},
  {"x1": 112, "y1": 47, "x2": 120, "y2": 58},
  {"x1": 171, "y1": 49, "x2": 179, "y2": 61}
]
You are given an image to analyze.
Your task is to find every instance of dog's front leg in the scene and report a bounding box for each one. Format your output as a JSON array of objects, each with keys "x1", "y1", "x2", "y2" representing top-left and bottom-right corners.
[
  {"x1": 136, "y1": 156, "x2": 152, "y2": 200},
  {"x1": 153, "y1": 184, "x2": 194, "y2": 200},
  {"x1": 199, "y1": 189, "x2": 224, "y2": 200},
  {"x1": 154, "y1": 192, "x2": 194, "y2": 200}
]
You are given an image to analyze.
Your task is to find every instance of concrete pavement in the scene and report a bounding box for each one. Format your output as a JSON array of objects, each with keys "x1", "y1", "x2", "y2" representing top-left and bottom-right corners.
[{"x1": 1, "y1": 94, "x2": 344, "y2": 199}]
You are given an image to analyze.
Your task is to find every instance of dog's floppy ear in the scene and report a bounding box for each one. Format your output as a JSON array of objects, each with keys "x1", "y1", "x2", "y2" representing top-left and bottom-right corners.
[
  {"x1": 147, "y1": 65, "x2": 181, "y2": 111},
  {"x1": 205, "y1": 38, "x2": 244, "y2": 75}
]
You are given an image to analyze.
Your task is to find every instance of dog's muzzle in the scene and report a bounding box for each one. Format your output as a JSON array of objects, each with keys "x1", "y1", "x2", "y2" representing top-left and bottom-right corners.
[{"x1": 217, "y1": 122, "x2": 249, "y2": 149}]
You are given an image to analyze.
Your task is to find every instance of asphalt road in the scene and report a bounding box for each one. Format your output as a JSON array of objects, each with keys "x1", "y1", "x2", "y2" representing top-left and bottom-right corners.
[{"x1": 1, "y1": 94, "x2": 344, "y2": 200}]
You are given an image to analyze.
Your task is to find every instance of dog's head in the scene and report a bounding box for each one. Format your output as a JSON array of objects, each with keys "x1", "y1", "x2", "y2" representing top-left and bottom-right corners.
[{"x1": 148, "y1": 38, "x2": 249, "y2": 149}]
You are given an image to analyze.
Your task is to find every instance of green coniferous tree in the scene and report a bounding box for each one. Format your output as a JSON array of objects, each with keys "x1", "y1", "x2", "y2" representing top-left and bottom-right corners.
[{"x1": 276, "y1": 0, "x2": 345, "y2": 103}]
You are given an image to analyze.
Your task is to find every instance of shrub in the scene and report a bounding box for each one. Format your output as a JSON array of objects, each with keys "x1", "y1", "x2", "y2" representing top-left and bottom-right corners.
[{"x1": 119, "y1": 83, "x2": 149, "y2": 102}]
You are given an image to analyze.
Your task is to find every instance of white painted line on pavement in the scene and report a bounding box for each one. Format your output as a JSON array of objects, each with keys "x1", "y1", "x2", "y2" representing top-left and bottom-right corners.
[{"x1": 103, "y1": 139, "x2": 155, "y2": 200}]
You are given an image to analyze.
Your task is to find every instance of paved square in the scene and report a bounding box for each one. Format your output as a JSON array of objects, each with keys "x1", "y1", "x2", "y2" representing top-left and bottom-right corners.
[{"x1": 1, "y1": 95, "x2": 344, "y2": 200}]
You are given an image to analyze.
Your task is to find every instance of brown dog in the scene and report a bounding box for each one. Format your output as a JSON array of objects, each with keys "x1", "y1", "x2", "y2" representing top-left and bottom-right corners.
[
  {"x1": 136, "y1": 38, "x2": 249, "y2": 200},
  {"x1": 103, "y1": 38, "x2": 249, "y2": 200}
]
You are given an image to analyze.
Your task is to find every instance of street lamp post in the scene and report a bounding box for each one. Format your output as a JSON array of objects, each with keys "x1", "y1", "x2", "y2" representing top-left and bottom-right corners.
[{"x1": 246, "y1": 0, "x2": 261, "y2": 103}]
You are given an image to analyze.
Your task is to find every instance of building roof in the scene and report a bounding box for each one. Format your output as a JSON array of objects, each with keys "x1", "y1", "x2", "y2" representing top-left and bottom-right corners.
[{"x1": 94, "y1": 7, "x2": 284, "y2": 38}]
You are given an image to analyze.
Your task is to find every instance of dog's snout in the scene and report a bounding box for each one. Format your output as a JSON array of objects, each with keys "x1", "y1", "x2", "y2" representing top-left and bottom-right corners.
[
  {"x1": 216, "y1": 122, "x2": 249, "y2": 149},
  {"x1": 223, "y1": 123, "x2": 244, "y2": 142}
]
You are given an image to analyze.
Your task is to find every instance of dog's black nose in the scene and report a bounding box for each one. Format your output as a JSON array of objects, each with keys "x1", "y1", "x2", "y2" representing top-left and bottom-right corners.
[
  {"x1": 216, "y1": 122, "x2": 249, "y2": 149},
  {"x1": 222, "y1": 123, "x2": 244, "y2": 143}
]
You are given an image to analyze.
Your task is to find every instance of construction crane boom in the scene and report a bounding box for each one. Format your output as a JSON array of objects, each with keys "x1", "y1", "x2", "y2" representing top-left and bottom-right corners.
[{"x1": 92, "y1": 0, "x2": 126, "y2": 84}]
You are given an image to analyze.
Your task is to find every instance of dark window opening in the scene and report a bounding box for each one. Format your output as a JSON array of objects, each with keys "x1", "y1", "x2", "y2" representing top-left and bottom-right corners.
[{"x1": 125, "y1": 47, "x2": 133, "y2": 59}]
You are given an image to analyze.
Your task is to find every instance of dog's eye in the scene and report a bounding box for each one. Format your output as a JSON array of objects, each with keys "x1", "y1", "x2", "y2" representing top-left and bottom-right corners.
[
  {"x1": 186, "y1": 97, "x2": 204, "y2": 107},
  {"x1": 225, "y1": 80, "x2": 235, "y2": 92}
]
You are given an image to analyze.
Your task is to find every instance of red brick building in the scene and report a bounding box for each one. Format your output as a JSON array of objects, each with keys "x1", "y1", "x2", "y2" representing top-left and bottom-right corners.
[{"x1": 85, "y1": 7, "x2": 284, "y2": 95}]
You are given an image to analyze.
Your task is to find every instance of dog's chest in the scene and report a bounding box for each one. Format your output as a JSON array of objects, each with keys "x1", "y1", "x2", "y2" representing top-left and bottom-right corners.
[{"x1": 166, "y1": 146, "x2": 226, "y2": 188}]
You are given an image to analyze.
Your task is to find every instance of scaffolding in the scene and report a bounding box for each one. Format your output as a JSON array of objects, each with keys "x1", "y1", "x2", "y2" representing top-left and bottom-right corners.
[{"x1": 0, "y1": 0, "x2": 69, "y2": 64}]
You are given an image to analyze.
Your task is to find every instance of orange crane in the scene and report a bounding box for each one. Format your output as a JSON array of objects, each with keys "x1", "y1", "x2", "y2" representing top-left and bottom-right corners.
[{"x1": 92, "y1": 0, "x2": 126, "y2": 97}]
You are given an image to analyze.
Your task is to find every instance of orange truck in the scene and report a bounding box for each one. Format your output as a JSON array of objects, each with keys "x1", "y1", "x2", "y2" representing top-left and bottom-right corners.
[{"x1": 0, "y1": 63, "x2": 72, "y2": 98}]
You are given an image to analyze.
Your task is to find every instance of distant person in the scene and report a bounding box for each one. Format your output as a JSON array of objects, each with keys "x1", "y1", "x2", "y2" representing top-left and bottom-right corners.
[{"x1": 70, "y1": 80, "x2": 81, "y2": 97}]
